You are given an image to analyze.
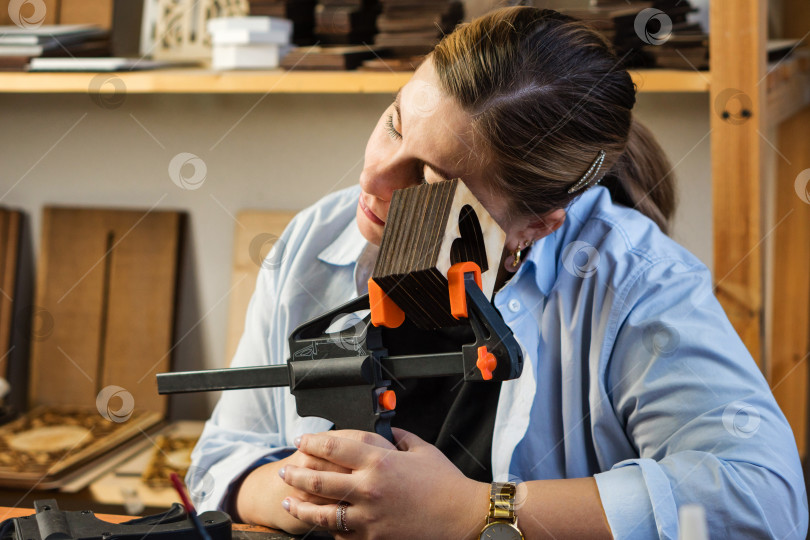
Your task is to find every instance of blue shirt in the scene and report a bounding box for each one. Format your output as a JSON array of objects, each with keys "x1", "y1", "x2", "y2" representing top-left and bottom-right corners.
[{"x1": 189, "y1": 184, "x2": 808, "y2": 539}]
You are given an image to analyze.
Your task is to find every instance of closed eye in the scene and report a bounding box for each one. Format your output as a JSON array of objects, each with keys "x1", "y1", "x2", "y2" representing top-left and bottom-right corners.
[{"x1": 385, "y1": 112, "x2": 402, "y2": 140}]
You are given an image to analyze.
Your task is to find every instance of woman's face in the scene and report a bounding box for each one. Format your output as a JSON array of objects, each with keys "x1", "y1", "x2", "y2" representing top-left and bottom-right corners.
[{"x1": 356, "y1": 58, "x2": 507, "y2": 247}]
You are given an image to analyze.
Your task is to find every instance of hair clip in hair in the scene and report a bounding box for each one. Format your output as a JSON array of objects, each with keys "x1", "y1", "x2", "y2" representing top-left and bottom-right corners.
[{"x1": 567, "y1": 150, "x2": 606, "y2": 194}]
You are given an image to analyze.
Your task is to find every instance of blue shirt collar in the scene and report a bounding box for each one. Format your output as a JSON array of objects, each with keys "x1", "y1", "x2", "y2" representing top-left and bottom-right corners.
[
  {"x1": 317, "y1": 217, "x2": 368, "y2": 267},
  {"x1": 519, "y1": 186, "x2": 609, "y2": 297}
]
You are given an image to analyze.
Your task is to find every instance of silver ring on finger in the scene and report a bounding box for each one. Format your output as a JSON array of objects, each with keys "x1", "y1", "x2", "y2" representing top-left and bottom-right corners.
[{"x1": 336, "y1": 501, "x2": 351, "y2": 533}]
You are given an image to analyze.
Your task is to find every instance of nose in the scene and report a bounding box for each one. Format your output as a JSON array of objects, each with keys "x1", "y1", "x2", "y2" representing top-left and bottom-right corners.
[{"x1": 360, "y1": 146, "x2": 416, "y2": 203}]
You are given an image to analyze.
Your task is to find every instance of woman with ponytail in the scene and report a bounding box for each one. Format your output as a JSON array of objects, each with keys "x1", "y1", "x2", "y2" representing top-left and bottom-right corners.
[{"x1": 190, "y1": 7, "x2": 807, "y2": 539}]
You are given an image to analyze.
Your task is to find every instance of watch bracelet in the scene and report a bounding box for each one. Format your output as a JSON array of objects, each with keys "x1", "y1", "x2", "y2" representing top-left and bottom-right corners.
[{"x1": 489, "y1": 482, "x2": 517, "y2": 522}]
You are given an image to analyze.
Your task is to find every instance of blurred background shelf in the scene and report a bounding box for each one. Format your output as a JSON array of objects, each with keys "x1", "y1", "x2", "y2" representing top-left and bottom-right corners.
[{"x1": 0, "y1": 68, "x2": 710, "y2": 94}]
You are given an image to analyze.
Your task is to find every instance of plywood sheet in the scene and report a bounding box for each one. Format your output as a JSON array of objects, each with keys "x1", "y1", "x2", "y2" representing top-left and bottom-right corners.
[
  {"x1": 225, "y1": 210, "x2": 296, "y2": 365},
  {"x1": 29, "y1": 207, "x2": 182, "y2": 414}
]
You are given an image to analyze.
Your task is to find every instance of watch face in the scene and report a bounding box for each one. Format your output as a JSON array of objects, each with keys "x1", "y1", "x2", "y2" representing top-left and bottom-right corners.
[{"x1": 480, "y1": 522, "x2": 523, "y2": 540}]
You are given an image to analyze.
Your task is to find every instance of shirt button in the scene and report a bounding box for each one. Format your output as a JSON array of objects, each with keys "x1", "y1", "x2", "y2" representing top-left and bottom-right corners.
[{"x1": 508, "y1": 299, "x2": 521, "y2": 312}]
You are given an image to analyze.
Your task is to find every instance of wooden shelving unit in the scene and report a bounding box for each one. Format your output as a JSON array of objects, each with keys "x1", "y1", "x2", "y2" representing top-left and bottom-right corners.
[{"x1": 0, "y1": 68, "x2": 710, "y2": 94}]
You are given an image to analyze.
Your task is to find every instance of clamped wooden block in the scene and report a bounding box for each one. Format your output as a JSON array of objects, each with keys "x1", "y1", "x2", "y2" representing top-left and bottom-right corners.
[{"x1": 369, "y1": 178, "x2": 506, "y2": 330}]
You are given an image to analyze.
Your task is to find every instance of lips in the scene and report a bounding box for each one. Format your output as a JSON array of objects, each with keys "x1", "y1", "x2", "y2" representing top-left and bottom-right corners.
[{"x1": 359, "y1": 196, "x2": 385, "y2": 226}]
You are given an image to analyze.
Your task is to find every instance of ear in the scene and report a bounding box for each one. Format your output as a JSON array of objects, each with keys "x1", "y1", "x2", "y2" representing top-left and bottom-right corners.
[{"x1": 526, "y1": 209, "x2": 566, "y2": 241}]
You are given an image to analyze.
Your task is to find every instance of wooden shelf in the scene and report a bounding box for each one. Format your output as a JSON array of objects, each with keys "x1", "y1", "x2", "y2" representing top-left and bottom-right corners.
[
  {"x1": 0, "y1": 67, "x2": 710, "y2": 94},
  {"x1": 630, "y1": 69, "x2": 711, "y2": 92}
]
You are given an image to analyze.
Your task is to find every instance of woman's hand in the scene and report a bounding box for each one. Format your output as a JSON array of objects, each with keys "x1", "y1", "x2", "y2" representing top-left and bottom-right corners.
[
  {"x1": 234, "y1": 431, "x2": 398, "y2": 535},
  {"x1": 235, "y1": 449, "x2": 352, "y2": 535},
  {"x1": 279, "y1": 428, "x2": 490, "y2": 539}
]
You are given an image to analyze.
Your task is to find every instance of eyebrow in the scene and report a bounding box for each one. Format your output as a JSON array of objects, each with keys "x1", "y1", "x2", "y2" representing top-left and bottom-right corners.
[{"x1": 392, "y1": 88, "x2": 453, "y2": 182}]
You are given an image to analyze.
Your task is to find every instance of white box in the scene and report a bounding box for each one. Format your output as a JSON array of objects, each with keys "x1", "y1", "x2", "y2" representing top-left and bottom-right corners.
[
  {"x1": 211, "y1": 28, "x2": 291, "y2": 46},
  {"x1": 211, "y1": 43, "x2": 292, "y2": 70},
  {"x1": 207, "y1": 16, "x2": 292, "y2": 35}
]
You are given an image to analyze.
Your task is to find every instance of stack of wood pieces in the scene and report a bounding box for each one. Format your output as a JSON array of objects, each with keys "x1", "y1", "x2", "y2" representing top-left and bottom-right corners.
[
  {"x1": 560, "y1": 0, "x2": 707, "y2": 69},
  {"x1": 358, "y1": 54, "x2": 424, "y2": 71},
  {"x1": 371, "y1": 179, "x2": 505, "y2": 330},
  {"x1": 281, "y1": 44, "x2": 382, "y2": 69},
  {"x1": 315, "y1": 0, "x2": 379, "y2": 45},
  {"x1": 644, "y1": 30, "x2": 707, "y2": 70},
  {"x1": 374, "y1": 0, "x2": 463, "y2": 58},
  {"x1": 249, "y1": 0, "x2": 318, "y2": 45}
]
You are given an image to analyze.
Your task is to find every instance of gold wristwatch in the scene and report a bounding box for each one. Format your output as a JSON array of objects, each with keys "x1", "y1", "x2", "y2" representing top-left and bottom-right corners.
[{"x1": 478, "y1": 482, "x2": 524, "y2": 540}]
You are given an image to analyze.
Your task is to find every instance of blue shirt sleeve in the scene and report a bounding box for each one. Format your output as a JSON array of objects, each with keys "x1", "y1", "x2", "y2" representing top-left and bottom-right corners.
[
  {"x1": 594, "y1": 258, "x2": 808, "y2": 539},
  {"x1": 186, "y1": 259, "x2": 295, "y2": 513},
  {"x1": 185, "y1": 187, "x2": 361, "y2": 515}
]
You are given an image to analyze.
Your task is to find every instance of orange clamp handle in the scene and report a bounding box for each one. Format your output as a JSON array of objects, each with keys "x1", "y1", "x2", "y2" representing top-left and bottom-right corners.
[
  {"x1": 368, "y1": 278, "x2": 405, "y2": 328},
  {"x1": 447, "y1": 262, "x2": 483, "y2": 319},
  {"x1": 476, "y1": 346, "x2": 497, "y2": 381},
  {"x1": 378, "y1": 390, "x2": 396, "y2": 411}
]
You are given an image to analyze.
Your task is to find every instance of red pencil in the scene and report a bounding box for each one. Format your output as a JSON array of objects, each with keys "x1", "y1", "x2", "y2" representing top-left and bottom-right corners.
[{"x1": 170, "y1": 472, "x2": 213, "y2": 540}]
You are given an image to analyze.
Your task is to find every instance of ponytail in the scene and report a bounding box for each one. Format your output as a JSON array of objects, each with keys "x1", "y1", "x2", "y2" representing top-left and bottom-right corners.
[{"x1": 601, "y1": 119, "x2": 677, "y2": 234}]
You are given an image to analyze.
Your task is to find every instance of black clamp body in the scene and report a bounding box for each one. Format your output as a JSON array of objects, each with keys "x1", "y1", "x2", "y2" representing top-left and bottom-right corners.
[
  {"x1": 4, "y1": 500, "x2": 231, "y2": 540},
  {"x1": 157, "y1": 272, "x2": 523, "y2": 442}
]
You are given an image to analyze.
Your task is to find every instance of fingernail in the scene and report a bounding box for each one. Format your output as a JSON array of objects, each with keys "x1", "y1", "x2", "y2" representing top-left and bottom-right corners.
[
  {"x1": 282, "y1": 498, "x2": 290, "y2": 512},
  {"x1": 278, "y1": 467, "x2": 286, "y2": 480},
  {"x1": 294, "y1": 436, "x2": 302, "y2": 448}
]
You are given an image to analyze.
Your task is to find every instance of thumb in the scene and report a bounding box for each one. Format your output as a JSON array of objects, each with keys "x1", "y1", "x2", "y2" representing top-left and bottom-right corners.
[{"x1": 391, "y1": 428, "x2": 429, "y2": 451}]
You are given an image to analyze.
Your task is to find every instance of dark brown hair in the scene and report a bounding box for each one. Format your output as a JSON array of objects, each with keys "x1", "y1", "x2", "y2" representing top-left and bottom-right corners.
[{"x1": 431, "y1": 7, "x2": 677, "y2": 233}]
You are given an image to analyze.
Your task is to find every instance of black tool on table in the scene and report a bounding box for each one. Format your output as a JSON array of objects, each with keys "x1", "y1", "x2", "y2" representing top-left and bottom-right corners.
[
  {"x1": 0, "y1": 499, "x2": 231, "y2": 539},
  {"x1": 156, "y1": 265, "x2": 523, "y2": 443}
]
